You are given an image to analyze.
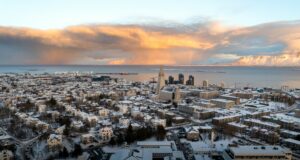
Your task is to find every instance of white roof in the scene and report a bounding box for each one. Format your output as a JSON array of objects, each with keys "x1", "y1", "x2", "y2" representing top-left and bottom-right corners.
[
  {"x1": 137, "y1": 141, "x2": 173, "y2": 147},
  {"x1": 229, "y1": 146, "x2": 291, "y2": 156},
  {"x1": 284, "y1": 138, "x2": 300, "y2": 145},
  {"x1": 211, "y1": 98, "x2": 234, "y2": 103},
  {"x1": 245, "y1": 119, "x2": 280, "y2": 128},
  {"x1": 228, "y1": 122, "x2": 247, "y2": 128}
]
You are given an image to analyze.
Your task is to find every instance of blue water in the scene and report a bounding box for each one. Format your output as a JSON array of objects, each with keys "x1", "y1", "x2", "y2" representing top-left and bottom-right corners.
[{"x1": 0, "y1": 65, "x2": 300, "y2": 88}]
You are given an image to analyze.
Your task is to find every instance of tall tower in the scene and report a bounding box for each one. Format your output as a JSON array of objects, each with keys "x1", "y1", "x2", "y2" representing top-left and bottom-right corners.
[
  {"x1": 187, "y1": 75, "x2": 194, "y2": 85},
  {"x1": 168, "y1": 76, "x2": 174, "y2": 84},
  {"x1": 178, "y1": 73, "x2": 184, "y2": 84},
  {"x1": 156, "y1": 66, "x2": 165, "y2": 94}
]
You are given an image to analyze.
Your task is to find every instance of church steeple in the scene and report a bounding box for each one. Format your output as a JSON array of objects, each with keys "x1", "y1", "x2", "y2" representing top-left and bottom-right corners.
[{"x1": 156, "y1": 65, "x2": 165, "y2": 94}]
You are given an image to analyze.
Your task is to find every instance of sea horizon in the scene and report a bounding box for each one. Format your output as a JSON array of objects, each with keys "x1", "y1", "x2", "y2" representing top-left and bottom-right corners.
[{"x1": 1, "y1": 65, "x2": 300, "y2": 89}]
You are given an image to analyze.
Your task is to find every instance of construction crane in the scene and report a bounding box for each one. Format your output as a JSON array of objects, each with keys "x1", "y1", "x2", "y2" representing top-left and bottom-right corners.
[
  {"x1": 150, "y1": 77, "x2": 157, "y2": 92},
  {"x1": 150, "y1": 77, "x2": 157, "y2": 83}
]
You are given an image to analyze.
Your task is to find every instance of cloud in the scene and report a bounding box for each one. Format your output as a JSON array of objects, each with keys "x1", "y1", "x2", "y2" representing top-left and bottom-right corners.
[
  {"x1": 0, "y1": 20, "x2": 300, "y2": 65},
  {"x1": 0, "y1": 24, "x2": 215, "y2": 65},
  {"x1": 231, "y1": 52, "x2": 300, "y2": 66},
  {"x1": 224, "y1": 21, "x2": 300, "y2": 66}
]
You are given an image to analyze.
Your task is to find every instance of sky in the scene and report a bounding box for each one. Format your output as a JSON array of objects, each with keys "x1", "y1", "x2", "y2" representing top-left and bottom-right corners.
[{"x1": 1, "y1": 0, "x2": 300, "y2": 65}]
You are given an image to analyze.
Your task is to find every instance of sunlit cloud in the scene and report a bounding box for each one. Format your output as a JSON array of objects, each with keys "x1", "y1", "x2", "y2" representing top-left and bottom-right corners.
[{"x1": 0, "y1": 20, "x2": 300, "y2": 66}]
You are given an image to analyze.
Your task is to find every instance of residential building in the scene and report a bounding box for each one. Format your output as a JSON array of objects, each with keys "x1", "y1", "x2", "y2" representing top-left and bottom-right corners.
[
  {"x1": 223, "y1": 145, "x2": 292, "y2": 160},
  {"x1": 211, "y1": 99, "x2": 235, "y2": 109},
  {"x1": 100, "y1": 127, "x2": 113, "y2": 141}
]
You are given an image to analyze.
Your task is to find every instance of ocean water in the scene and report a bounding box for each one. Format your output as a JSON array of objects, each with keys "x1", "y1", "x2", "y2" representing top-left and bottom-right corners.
[{"x1": 0, "y1": 65, "x2": 300, "y2": 89}]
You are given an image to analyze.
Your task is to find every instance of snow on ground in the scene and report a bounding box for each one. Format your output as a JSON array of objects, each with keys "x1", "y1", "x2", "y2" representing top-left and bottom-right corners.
[
  {"x1": 102, "y1": 136, "x2": 167, "y2": 153},
  {"x1": 32, "y1": 140, "x2": 47, "y2": 160}
]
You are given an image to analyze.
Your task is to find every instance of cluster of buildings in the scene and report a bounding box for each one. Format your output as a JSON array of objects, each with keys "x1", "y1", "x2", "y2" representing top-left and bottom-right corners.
[
  {"x1": 167, "y1": 74, "x2": 195, "y2": 86},
  {"x1": 0, "y1": 66, "x2": 299, "y2": 160}
]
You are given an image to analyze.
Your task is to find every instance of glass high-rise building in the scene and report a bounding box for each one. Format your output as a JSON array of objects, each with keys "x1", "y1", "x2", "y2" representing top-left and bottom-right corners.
[{"x1": 178, "y1": 73, "x2": 184, "y2": 84}]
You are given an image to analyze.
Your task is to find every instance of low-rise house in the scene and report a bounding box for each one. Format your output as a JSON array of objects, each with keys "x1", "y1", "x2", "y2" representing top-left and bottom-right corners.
[
  {"x1": 172, "y1": 116, "x2": 186, "y2": 125},
  {"x1": 212, "y1": 115, "x2": 241, "y2": 127},
  {"x1": 36, "y1": 121, "x2": 49, "y2": 132},
  {"x1": 38, "y1": 104, "x2": 47, "y2": 113},
  {"x1": 248, "y1": 127, "x2": 280, "y2": 144},
  {"x1": 193, "y1": 109, "x2": 215, "y2": 120},
  {"x1": 81, "y1": 134, "x2": 94, "y2": 145},
  {"x1": 199, "y1": 91, "x2": 219, "y2": 99},
  {"x1": 226, "y1": 122, "x2": 247, "y2": 134},
  {"x1": 210, "y1": 99, "x2": 235, "y2": 109},
  {"x1": 244, "y1": 119, "x2": 280, "y2": 132},
  {"x1": 283, "y1": 138, "x2": 300, "y2": 150},
  {"x1": 71, "y1": 120, "x2": 84, "y2": 129},
  {"x1": 0, "y1": 150, "x2": 13, "y2": 160},
  {"x1": 280, "y1": 129, "x2": 300, "y2": 139},
  {"x1": 99, "y1": 127, "x2": 113, "y2": 141},
  {"x1": 220, "y1": 95, "x2": 240, "y2": 105},
  {"x1": 119, "y1": 118, "x2": 130, "y2": 128},
  {"x1": 186, "y1": 127, "x2": 200, "y2": 141},
  {"x1": 47, "y1": 134, "x2": 63, "y2": 150},
  {"x1": 178, "y1": 104, "x2": 199, "y2": 115},
  {"x1": 55, "y1": 125, "x2": 66, "y2": 135},
  {"x1": 151, "y1": 118, "x2": 166, "y2": 128},
  {"x1": 99, "y1": 108, "x2": 109, "y2": 117}
]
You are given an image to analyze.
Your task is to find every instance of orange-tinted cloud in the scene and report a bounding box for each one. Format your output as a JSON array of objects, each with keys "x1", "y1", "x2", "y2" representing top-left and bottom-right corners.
[
  {"x1": 0, "y1": 24, "x2": 215, "y2": 65},
  {"x1": 1, "y1": 20, "x2": 300, "y2": 66}
]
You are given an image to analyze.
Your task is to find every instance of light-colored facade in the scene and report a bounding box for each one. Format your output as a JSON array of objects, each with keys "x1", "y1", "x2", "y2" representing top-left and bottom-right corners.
[
  {"x1": 47, "y1": 134, "x2": 62, "y2": 149},
  {"x1": 244, "y1": 119, "x2": 281, "y2": 132},
  {"x1": 156, "y1": 66, "x2": 165, "y2": 94},
  {"x1": 99, "y1": 108, "x2": 109, "y2": 117},
  {"x1": 203, "y1": 80, "x2": 208, "y2": 87},
  {"x1": 0, "y1": 150, "x2": 13, "y2": 160},
  {"x1": 211, "y1": 98, "x2": 235, "y2": 109},
  {"x1": 220, "y1": 95, "x2": 240, "y2": 105},
  {"x1": 151, "y1": 118, "x2": 166, "y2": 128},
  {"x1": 186, "y1": 128, "x2": 200, "y2": 141},
  {"x1": 178, "y1": 105, "x2": 197, "y2": 115},
  {"x1": 173, "y1": 87, "x2": 181, "y2": 103},
  {"x1": 199, "y1": 91, "x2": 219, "y2": 99},
  {"x1": 100, "y1": 127, "x2": 113, "y2": 141},
  {"x1": 81, "y1": 134, "x2": 94, "y2": 144}
]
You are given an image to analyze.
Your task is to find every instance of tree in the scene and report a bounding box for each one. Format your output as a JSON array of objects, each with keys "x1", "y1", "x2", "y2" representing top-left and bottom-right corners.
[
  {"x1": 125, "y1": 124, "x2": 134, "y2": 144},
  {"x1": 59, "y1": 117, "x2": 71, "y2": 127},
  {"x1": 296, "y1": 135, "x2": 300, "y2": 141},
  {"x1": 173, "y1": 102, "x2": 178, "y2": 108},
  {"x1": 19, "y1": 99, "x2": 35, "y2": 112},
  {"x1": 146, "y1": 125, "x2": 154, "y2": 138},
  {"x1": 63, "y1": 127, "x2": 70, "y2": 136},
  {"x1": 136, "y1": 127, "x2": 151, "y2": 140},
  {"x1": 156, "y1": 125, "x2": 166, "y2": 141},
  {"x1": 134, "y1": 115, "x2": 144, "y2": 122},
  {"x1": 109, "y1": 137, "x2": 117, "y2": 146},
  {"x1": 166, "y1": 119, "x2": 172, "y2": 127},
  {"x1": 59, "y1": 147, "x2": 69, "y2": 158},
  {"x1": 136, "y1": 128, "x2": 145, "y2": 140},
  {"x1": 71, "y1": 144, "x2": 82, "y2": 157},
  {"x1": 117, "y1": 134, "x2": 125, "y2": 145},
  {"x1": 47, "y1": 97, "x2": 57, "y2": 107}
]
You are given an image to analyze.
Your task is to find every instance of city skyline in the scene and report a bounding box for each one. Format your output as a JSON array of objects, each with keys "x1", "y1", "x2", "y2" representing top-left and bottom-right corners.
[
  {"x1": 1, "y1": 0, "x2": 300, "y2": 66},
  {"x1": 1, "y1": 2, "x2": 300, "y2": 159}
]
